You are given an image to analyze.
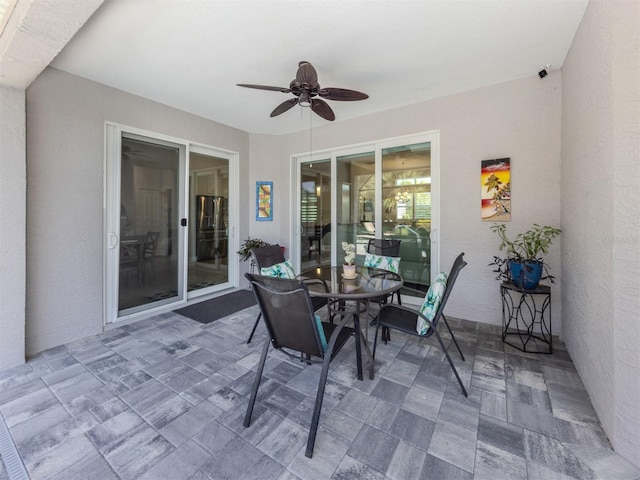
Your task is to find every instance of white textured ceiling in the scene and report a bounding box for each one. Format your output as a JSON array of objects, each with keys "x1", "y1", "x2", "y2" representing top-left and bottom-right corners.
[{"x1": 51, "y1": 0, "x2": 588, "y2": 135}]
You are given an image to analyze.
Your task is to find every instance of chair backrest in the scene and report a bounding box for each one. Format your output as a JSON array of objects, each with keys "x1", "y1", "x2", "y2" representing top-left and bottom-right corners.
[
  {"x1": 120, "y1": 235, "x2": 145, "y2": 260},
  {"x1": 367, "y1": 238, "x2": 401, "y2": 256},
  {"x1": 245, "y1": 273, "x2": 326, "y2": 357},
  {"x1": 144, "y1": 231, "x2": 160, "y2": 257},
  {"x1": 432, "y1": 252, "x2": 467, "y2": 327},
  {"x1": 250, "y1": 244, "x2": 286, "y2": 269}
]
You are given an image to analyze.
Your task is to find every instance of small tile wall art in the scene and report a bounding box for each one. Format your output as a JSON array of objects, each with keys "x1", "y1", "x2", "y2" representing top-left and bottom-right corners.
[{"x1": 256, "y1": 181, "x2": 273, "y2": 221}]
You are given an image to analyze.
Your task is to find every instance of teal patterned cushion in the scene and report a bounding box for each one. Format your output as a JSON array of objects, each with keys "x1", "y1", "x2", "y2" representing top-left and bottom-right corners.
[
  {"x1": 364, "y1": 253, "x2": 401, "y2": 273},
  {"x1": 314, "y1": 314, "x2": 328, "y2": 351},
  {"x1": 260, "y1": 260, "x2": 296, "y2": 279},
  {"x1": 416, "y1": 272, "x2": 448, "y2": 335}
]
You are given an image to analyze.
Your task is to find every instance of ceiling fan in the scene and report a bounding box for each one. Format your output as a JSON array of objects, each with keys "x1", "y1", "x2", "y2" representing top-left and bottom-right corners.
[{"x1": 237, "y1": 61, "x2": 368, "y2": 121}]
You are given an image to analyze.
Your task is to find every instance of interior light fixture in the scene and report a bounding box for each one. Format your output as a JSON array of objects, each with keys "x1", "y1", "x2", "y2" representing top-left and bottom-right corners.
[
  {"x1": 395, "y1": 190, "x2": 411, "y2": 203},
  {"x1": 394, "y1": 160, "x2": 411, "y2": 203}
]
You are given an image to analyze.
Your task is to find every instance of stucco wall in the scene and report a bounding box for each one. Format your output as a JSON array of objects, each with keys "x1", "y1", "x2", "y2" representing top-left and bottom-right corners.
[
  {"x1": 0, "y1": 86, "x2": 27, "y2": 369},
  {"x1": 562, "y1": 0, "x2": 640, "y2": 468},
  {"x1": 278, "y1": 74, "x2": 563, "y2": 329},
  {"x1": 25, "y1": 67, "x2": 249, "y2": 356}
]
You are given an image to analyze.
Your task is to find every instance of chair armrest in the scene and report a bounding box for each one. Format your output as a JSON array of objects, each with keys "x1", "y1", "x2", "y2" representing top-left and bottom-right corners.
[
  {"x1": 378, "y1": 303, "x2": 435, "y2": 333},
  {"x1": 300, "y1": 277, "x2": 330, "y2": 293}
]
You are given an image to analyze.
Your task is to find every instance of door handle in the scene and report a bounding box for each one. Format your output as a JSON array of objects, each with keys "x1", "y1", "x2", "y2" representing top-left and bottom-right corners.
[{"x1": 108, "y1": 233, "x2": 118, "y2": 249}]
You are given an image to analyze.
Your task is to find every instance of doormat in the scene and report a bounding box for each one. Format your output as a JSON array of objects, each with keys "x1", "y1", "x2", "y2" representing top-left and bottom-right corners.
[{"x1": 174, "y1": 289, "x2": 256, "y2": 324}]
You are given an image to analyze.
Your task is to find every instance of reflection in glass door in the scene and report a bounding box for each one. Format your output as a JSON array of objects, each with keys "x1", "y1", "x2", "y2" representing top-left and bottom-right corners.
[
  {"x1": 381, "y1": 142, "x2": 431, "y2": 291},
  {"x1": 299, "y1": 159, "x2": 331, "y2": 272},
  {"x1": 188, "y1": 151, "x2": 230, "y2": 293},
  {"x1": 118, "y1": 135, "x2": 182, "y2": 314}
]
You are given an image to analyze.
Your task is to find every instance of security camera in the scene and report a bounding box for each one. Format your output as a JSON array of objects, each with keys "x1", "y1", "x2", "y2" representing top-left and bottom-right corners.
[{"x1": 538, "y1": 64, "x2": 551, "y2": 79}]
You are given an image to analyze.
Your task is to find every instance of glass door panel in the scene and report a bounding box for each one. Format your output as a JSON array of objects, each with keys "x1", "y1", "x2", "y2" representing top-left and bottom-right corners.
[
  {"x1": 188, "y1": 152, "x2": 229, "y2": 292},
  {"x1": 300, "y1": 159, "x2": 331, "y2": 271},
  {"x1": 337, "y1": 151, "x2": 375, "y2": 262},
  {"x1": 381, "y1": 142, "x2": 431, "y2": 292},
  {"x1": 118, "y1": 135, "x2": 181, "y2": 314}
]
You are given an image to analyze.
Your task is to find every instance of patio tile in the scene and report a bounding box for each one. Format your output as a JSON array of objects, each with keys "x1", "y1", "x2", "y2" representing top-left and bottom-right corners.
[
  {"x1": 26, "y1": 434, "x2": 118, "y2": 480},
  {"x1": 477, "y1": 414, "x2": 525, "y2": 458},
  {"x1": 261, "y1": 385, "x2": 307, "y2": 418},
  {"x1": 0, "y1": 386, "x2": 60, "y2": 427},
  {"x1": 288, "y1": 428, "x2": 350, "y2": 480},
  {"x1": 389, "y1": 408, "x2": 435, "y2": 448},
  {"x1": 335, "y1": 389, "x2": 377, "y2": 422},
  {"x1": 238, "y1": 454, "x2": 285, "y2": 480},
  {"x1": 10, "y1": 404, "x2": 71, "y2": 446},
  {"x1": 137, "y1": 439, "x2": 212, "y2": 480},
  {"x1": 419, "y1": 453, "x2": 474, "y2": 480},
  {"x1": 347, "y1": 424, "x2": 399, "y2": 474},
  {"x1": 199, "y1": 433, "x2": 265, "y2": 480},
  {"x1": 387, "y1": 440, "x2": 427, "y2": 480},
  {"x1": 370, "y1": 378, "x2": 410, "y2": 405},
  {"x1": 0, "y1": 310, "x2": 630, "y2": 480},
  {"x1": 86, "y1": 409, "x2": 145, "y2": 452},
  {"x1": 257, "y1": 419, "x2": 308, "y2": 464},
  {"x1": 474, "y1": 440, "x2": 527, "y2": 480},
  {"x1": 479, "y1": 390, "x2": 507, "y2": 421},
  {"x1": 102, "y1": 422, "x2": 174, "y2": 479},
  {"x1": 523, "y1": 430, "x2": 594, "y2": 479},
  {"x1": 428, "y1": 419, "x2": 477, "y2": 473},
  {"x1": 333, "y1": 455, "x2": 386, "y2": 480}
]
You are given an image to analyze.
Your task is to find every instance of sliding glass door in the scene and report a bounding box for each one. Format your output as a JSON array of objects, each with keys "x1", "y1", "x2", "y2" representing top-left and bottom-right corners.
[
  {"x1": 105, "y1": 124, "x2": 237, "y2": 324},
  {"x1": 187, "y1": 149, "x2": 231, "y2": 293},
  {"x1": 294, "y1": 133, "x2": 438, "y2": 297}
]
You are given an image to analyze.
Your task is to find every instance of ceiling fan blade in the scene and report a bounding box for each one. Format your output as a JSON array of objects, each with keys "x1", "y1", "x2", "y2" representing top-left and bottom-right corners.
[
  {"x1": 319, "y1": 88, "x2": 369, "y2": 101},
  {"x1": 270, "y1": 98, "x2": 299, "y2": 117},
  {"x1": 296, "y1": 61, "x2": 318, "y2": 87},
  {"x1": 237, "y1": 84, "x2": 291, "y2": 93},
  {"x1": 311, "y1": 98, "x2": 335, "y2": 121}
]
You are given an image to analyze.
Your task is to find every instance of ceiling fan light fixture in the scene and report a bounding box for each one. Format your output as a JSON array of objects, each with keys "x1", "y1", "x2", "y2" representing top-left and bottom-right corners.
[{"x1": 298, "y1": 92, "x2": 311, "y2": 107}]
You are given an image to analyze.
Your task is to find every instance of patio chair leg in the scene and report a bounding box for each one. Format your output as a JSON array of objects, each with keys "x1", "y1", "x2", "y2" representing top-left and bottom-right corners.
[
  {"x1": 246, "y1": 312, "x2": 262, "y2": 344},
  {"x1": 305, "y1": 353, "x2": 332, "y2": 458},
  {"x1": 441, "y1": 314, "x2": 465, "y2": 361},
  {"x1": 372, "y1": 323, "x2": 381, "y2": 360},
  {"x1": 433, "y1": 328, "x2": 468, "y2": 397},
  {"x1": 243, "y1": 337, "x2": 270, "y2": 427}
]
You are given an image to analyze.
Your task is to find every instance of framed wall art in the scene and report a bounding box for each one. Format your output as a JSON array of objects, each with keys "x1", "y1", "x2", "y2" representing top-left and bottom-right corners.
[
  {"x1": 256, "y1": 181, "x2": 273, "y2": 221},
  {"x1": 481, "y1": 158, "x2": 511, "y2": 221}
]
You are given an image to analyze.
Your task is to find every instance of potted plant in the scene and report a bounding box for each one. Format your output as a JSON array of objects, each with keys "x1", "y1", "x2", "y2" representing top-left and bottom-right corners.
[
  {"x1": 341, "y1": 241, "x2": 356, "y2": 278},
  {"x1": 490, "y1": 223, "x2": 561, "y2": 289},
  {"x1": 237, "y1": 237, "x2": 271, "y2": 262}
]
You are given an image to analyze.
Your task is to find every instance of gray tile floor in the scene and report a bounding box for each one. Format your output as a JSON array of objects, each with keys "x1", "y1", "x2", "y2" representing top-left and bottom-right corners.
[{"x1": 1, "y1": 303, "x2": 638, "y2": 480}]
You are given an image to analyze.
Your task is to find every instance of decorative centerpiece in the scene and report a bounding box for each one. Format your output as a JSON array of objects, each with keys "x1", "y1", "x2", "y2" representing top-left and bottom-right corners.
[
  {"x1": 490, "y1": 223, "x2": 561, "y2": 289},
  {"x1": 341, "y1": 241, "x2": 356, "y2": 279}
]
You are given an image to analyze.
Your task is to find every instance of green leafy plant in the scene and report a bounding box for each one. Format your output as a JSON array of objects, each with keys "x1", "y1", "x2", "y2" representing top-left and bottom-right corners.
[
  {"x1": 237, "y1": 237, "x2": 271, "y2": 261},
  {"x1": 490, "y1": 223, "x2": 561, "y2": 261},
  {"x1": 489, "y1": 223, "x2": 561, "y2": 285}
]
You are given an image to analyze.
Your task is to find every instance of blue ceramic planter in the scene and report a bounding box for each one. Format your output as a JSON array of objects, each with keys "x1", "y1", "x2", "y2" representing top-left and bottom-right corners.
[{"x1": 509, "y1": 261, "x2": 543, "y2": 289}]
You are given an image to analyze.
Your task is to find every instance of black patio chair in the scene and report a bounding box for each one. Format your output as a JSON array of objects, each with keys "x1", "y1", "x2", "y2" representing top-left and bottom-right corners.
[
  {"x1": 245, "y1": 244, "x2": 328, "y2": 343},
  {"x1": 372, "y1": 252, "x2": 468, "y2": 397},
  {"x1": 243, "y1": 273, "x2": 355, "y2": 458}
]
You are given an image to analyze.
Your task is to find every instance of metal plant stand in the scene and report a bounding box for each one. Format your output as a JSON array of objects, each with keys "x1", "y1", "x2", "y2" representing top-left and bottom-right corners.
[{"x1": 501, "y1": 282, "x2": 552, "y2": 354}]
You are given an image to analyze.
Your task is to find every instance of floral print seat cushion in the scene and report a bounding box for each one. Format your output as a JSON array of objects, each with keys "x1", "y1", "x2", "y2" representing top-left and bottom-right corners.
[
  {"x1": 416, "y1": 272, "x2": 448, "y2": 335},
  {"x1": 363, "y1": 253, "x2": 401, "y2": 273}
]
